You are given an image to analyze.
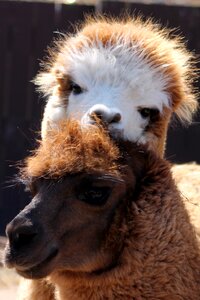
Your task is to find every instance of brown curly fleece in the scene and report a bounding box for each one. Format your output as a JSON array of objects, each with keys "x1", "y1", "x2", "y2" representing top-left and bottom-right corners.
[
  {"x1": 17, "y1": 121, "x2": 200, "y2": 300},
  {"x1": 20, "y1": 120, "x2": 120, "y2": 180}
]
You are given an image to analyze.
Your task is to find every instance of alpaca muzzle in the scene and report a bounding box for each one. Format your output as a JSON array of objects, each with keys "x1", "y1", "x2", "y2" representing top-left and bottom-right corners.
[{"x1": 4, "y1": 204, "x2": 59, "y2": 278}]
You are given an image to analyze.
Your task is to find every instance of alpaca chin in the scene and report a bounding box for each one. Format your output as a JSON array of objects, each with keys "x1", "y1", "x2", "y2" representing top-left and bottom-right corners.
[{"x1": 109, "y1": 127, "x2": 124, "y2": 140}]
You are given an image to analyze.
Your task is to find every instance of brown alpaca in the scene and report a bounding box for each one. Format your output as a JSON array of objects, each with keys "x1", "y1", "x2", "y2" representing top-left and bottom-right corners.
[
  {"x1": 4, "y1": 121, "x2": 200, "y2": 299},
  {"x1": 35, "y1": 17, "x2": 198, "y2": 156}
]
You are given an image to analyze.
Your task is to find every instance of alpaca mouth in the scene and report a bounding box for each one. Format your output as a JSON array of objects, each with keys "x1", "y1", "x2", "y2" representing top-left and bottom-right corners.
[
  {"x1": 81, "y1": 117, "x2": 124, "y2": 138},
  {"x1": 15, "y1": 248, "x2": 59, "y2": 279},
  {"x1": 109, "y1": 128, "x2": 124, "y2": 139}
]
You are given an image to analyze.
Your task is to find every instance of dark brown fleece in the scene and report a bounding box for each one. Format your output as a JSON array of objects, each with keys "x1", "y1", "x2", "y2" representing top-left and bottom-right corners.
[{"x1": 16, "y1": 121, "x2": 200, "y2": 300}]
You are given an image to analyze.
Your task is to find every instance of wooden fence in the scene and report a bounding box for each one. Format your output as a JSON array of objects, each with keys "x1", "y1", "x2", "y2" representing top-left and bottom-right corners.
[{"x1": 0, "y1": 0, "x2": 199, "y2": 235}]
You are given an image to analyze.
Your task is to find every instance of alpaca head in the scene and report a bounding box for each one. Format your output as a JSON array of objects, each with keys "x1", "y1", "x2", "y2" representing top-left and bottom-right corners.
[
  {"x1": 36, "y1": 17, "x2": 198, "y2": 156},
  {"x1": 4, "y1": 121, "x2": 145, "y2": 279}
]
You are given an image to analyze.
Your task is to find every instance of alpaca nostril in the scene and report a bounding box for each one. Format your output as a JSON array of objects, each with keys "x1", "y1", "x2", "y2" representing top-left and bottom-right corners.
[
  {"x1": 8, "y1": 224, "x2": 38, "y2": 250},
  {"x1": 111, "y1": 112, "x2": 121, "y2": 123},
  {"x1": 13, "y1": 231, "x2": 37, "y2": 249},
  {"x1": 89, "y1": 107, "x2": 121, "y2": 125}
]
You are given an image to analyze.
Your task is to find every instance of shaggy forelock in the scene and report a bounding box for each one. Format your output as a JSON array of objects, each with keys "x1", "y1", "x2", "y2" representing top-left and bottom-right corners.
[{"x1": 20, "y1": 121, "x2": 120, "y2": 180}]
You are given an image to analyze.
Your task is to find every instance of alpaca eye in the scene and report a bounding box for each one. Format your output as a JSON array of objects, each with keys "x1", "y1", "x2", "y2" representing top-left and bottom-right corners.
[
  {"x1": 138, "y1": 107, "x2": 160, "y2": 121},
  {"x1": 69, "y1": 81, "x2": 83, "y2": 95},
  {"x1": 139, "y1": 108, "x2": 151, "y2": 118},
  {"x1": 78, "y1": 187, "x2": 111, "y2": 206}
]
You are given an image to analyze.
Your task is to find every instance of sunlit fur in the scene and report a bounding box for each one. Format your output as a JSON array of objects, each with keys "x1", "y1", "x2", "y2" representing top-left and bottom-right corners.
[
  {"x1": 20, "y1": 120, "x2": 120, "y2": 179},
  {"x1": 4, "y1": 121, "x2": 200, "y2": 299},
  {"x1": 35, "y1": 16, "x2": 198, "y2": 156}
]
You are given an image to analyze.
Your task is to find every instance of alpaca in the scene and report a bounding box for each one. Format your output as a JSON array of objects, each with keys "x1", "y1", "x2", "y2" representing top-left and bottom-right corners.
[
  {"x1": 35, "y1": 16, "x2": 200, "y2": 235},
  {"x1": 35, "y1": 17, "x2": 198, "y2": 156},
  {"x1": 4, "y1": 121, "x2": 200, "y2": 299}
]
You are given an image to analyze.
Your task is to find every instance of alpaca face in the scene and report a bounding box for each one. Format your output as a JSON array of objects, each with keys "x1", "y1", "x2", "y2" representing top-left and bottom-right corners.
[
  {"x1": 45, "y1": 43, "x2": 170, "y2": 146},
  {"x1": 4, "y1": 172, "x2": 131, "y2": 279},
  {"x1": 38, "y1": 19, "x2": 197, "y2": 156},
  {"x1": 4, "y1": 120, "x2": 144, "y2": 280}
]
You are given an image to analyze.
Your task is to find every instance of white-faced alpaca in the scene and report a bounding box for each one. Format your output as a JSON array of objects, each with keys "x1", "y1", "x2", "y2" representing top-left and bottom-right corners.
[
  {"x1": 4, "y1": 121, "x2": 200, "y2": 300},
  {"x1": 35, "y1": 17, "x2": 198, "y2": 156}
]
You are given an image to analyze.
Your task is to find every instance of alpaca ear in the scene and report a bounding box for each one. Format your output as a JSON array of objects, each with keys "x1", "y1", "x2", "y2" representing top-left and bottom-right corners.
[
  {"x1": 174, "y1": 91, "x2": 198, "y2": 123},
  {"x1": 165, "y1": 50, "x2": 198, "y2": 123},
  {"x1": 33, "y1": 65, "x2": 68, "y2": 98},
  {"x1": 33, "y1": 70, "x2": 57, "y2": 98}
]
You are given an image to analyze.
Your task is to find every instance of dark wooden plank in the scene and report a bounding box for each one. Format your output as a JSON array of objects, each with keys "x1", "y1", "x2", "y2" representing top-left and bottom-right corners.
[
  {"x1": 102, "y1": 1, "x2": 127, "y2": 16},
  {"x1": 0, "y1": 1, "x2": 56, "y2": 235},
  {"x1": 0, "y1": 22, "x2": 8, "y2": 115},
  {"x1": 0, "y1": 2, "x2": 33, "y2": 118},
  {"x1": 166, "y1": 114, "x2": 200, "y2": 164},
  {"x1": 0, "y1": 118, "x2": 37, "y2": 236},
  {"x1": 60, "y1": 4, "x2": 95, "y2": 33},
  {"x1": 30, "y1": 2, "x2": 56, "y2": 56},
  {"x1": 24, "y1": 2, "x2": 56, "y2": 123}
]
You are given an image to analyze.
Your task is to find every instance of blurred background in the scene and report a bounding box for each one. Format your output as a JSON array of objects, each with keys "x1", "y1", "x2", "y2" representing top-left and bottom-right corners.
[{"x1": 0, "y1": 0, "x2": 200, "y2": 237}]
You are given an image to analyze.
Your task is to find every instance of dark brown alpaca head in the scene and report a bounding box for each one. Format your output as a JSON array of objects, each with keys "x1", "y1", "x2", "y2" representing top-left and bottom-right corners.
[{"x1": 4, "y1": 121, "x2": 146, "y2": 279}]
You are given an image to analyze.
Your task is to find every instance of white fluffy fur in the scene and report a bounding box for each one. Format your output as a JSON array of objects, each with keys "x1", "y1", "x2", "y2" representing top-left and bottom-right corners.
[{"x1": 44, "y1": 40, "x2": 170, "y2": 143}]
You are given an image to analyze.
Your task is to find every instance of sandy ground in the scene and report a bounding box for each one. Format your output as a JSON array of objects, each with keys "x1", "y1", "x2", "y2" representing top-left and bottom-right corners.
[
  {"x1": 0, "y1": 285, "x2": 19, "y2": 299},
  {"x1": 0, "y1": 237, "x2": 20, "y2": 300},
  {"x1": 0, "y1": 268, "x2": 20, "y2": 299}
]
